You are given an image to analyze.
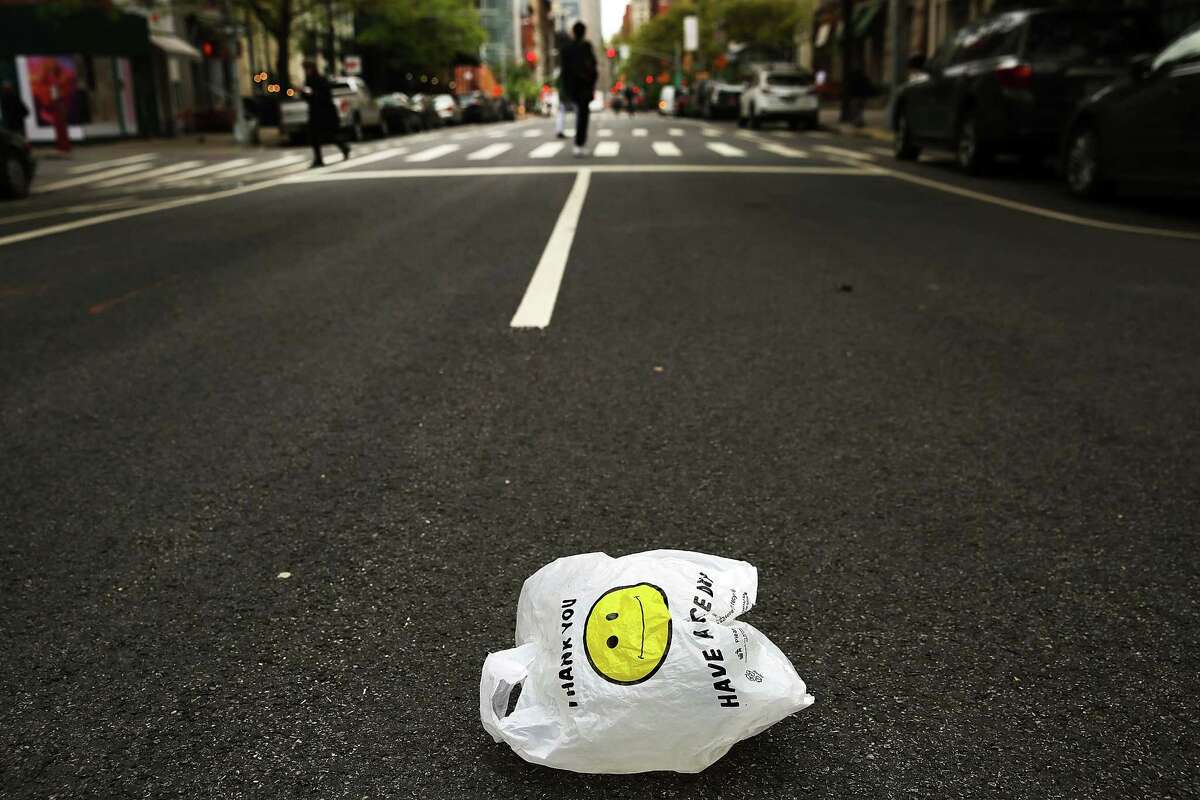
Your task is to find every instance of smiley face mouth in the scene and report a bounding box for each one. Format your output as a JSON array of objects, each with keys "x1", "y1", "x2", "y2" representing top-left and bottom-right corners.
[{"x1": 635, "y1": 595, "x2": 646, "y2": 659}]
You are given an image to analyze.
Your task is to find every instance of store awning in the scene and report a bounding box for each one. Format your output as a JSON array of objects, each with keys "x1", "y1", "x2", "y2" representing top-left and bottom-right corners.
[{"x1": 150, "y1": 32, "x2": 202, "y2": 61}]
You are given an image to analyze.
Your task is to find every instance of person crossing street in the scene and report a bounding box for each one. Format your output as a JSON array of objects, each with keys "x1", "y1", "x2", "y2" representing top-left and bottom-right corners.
[
  {"x1": 559, "y1": 21, "x2": 598, "y2": 157},
  {"x1": 301, "y1": 60, "x2": 349, "y2": 168}
]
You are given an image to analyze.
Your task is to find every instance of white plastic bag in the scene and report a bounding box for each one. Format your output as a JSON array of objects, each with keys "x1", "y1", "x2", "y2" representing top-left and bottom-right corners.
[{"x1": 480, "y1": 549, "x2": 814, "y2": 773}]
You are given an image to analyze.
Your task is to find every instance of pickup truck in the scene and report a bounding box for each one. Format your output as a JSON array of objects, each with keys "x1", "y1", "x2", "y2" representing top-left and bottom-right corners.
[{"x1": 279, "y1": 76, "x2": 387, "y2": 143}]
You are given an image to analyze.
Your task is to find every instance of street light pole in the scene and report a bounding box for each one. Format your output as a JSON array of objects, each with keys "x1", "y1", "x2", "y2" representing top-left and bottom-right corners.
[{"x1": 224, "y1": 0, "x2": 250, "y2": 144}]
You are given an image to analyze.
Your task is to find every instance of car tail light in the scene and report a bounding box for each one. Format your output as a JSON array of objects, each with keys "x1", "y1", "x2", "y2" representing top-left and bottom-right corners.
[
  {"x1": 339, "y1": 98, "x2": 350, "y2": 112},
  {"x1": 996, "y1": 62, "x2": 1033, "y2": 89}
]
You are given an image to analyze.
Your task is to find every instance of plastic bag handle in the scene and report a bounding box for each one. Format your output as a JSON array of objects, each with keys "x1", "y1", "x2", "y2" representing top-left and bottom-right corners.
[{"x1": 479, "y1": 643, "x2": 537, "y2": 738}]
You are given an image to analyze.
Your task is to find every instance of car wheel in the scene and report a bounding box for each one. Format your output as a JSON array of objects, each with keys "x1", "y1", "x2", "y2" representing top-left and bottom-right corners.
[
  {"x1": 788, "y1": 117, "x2": 801, "y2": 130},
  {"x1": 893, "y1": 108, "x2": 920, "y2": 160},
  {"x1": 1065, "y1": 124, "x2": 1111, "y2": 199},
  {"x1": 0, "y1": 152, "x2": 30, "y2": 199},
  {"x1": 955, "y1": 111, "x2": 991, "y2": 174}
]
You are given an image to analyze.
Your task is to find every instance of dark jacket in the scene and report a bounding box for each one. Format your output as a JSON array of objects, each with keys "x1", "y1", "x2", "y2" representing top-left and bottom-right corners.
[
  {"x1": 303, "y1": 74, "x2": 340, "y2": 132},
  {"x1": 560, "y1": 39, "x2": 598, "y2": 102},
  {"x1": 1, "y1": 90, "x2": 29, "y2": 134}
]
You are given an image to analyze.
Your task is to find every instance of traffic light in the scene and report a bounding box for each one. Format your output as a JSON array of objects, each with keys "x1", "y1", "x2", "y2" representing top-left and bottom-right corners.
[
  {"x1": 200, "y1": 40, "x2": 215, "y2": 58},
  {"x1": 606, "y1": 47, "x2": 616, "y2": 59},
  {"x1": 645, "y1": 74, "x2": 654, "y2": 84},
  {"x1": 525, "y1": 50, "x2": 537, "y2": 65}
]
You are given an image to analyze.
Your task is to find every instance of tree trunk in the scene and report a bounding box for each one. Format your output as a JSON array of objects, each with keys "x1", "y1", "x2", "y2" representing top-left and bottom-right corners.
[
  {"x1": 275, "y1": 0, "x2": 293, "y2": 88},
  {"x1": 840, "y1": 0, "x2": 854, "y2": 122}
]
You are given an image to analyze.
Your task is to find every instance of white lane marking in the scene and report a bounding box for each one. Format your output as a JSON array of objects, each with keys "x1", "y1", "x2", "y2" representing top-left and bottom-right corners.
[
  {"x1": 770, "y1": 131, "x2": 793, "y2": 139},
  {"x1": 706, "y1": 142, "x2": 746, "y2": 158},
  {"x1": 598, "y1": 129, "x2": 613, "y2": 137},
  {"x1": 758, "y1": 143, "x2": 808, "y2": 159},
  {"x1": 808, "y1": 130, "x2": 832, "y2": 139},
  {"x1": 565, "y1": 128, "x2": 575, "y2": 137},
  {"x1": 529, "y1": 142, "x2": 565, "y2": 159},
  {"x1": 34, "y1": 162, "x2": 157, "y2": 192},
  {"x1": 593, "y1": 141, "x2": 620, "y2": 157},
  {"x1": 669, "y1": 128, "x2": 684, "y2": 137},
  {"x1": 213, "y1": 155, "x2": 308, "y2": 179},
  {"x1": 487, "y1": 129, "x2": 508, "y2": 138},
  {"x1": 342, "y1": 147, "x2": 411, "y2": 167},
  {"x1": 652, "y1": 141, "x2": 683, "y2": 157},
  {"x1": 816, "y1": 145, "x2": 875, "y2": 160},
  {"x1": 523, "y1": 129, "x2": 542, "y2": 137},
  {"x1": 701, "y1": 127, "x2": 720, "y2": 137},
  {"x1": 0, "y1": 197, "x2": 144, "y2": 226},
  {"x1": 66, "y1": 153, "x2": 157, "y2": 175},
  {"x1": 94, "y1": 160, "x2": 204, "y2": 188},
  {"x1": 157, "y1": 158, "x2": 255, "y2": 183},
  {"x1": 735, "y1": 130, "x2": 762, "y2": 141},
  {"x1": 632, "y1": 128, "x2": 648, "y2": 137},
  {"x1": 511, "y1": 169, "x2": 591, "y2": 329},
  {"x1": 869, "y1": 146, "x2": 894, "y2": 157},
  {"x1": 288, "y1": 165, "x2": 876, "y2": 182},
  {"x1": 467, "y1": 142, "x2": 514, "y2": 161},
  {"x1": 406, "y1": 144, "x2": 460, "y2": 162},
  {"x1": 451, "y1": 131, "x2": 475, "y2": 140}
]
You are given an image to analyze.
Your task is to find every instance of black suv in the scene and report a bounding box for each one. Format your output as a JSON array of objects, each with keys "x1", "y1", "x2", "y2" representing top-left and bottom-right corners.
[{"x1": 891, "y1": 8, "x2": 1160, "y2": 173}]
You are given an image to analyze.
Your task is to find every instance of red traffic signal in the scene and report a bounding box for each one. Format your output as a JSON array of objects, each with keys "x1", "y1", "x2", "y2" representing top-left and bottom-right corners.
[
  {"x1": 200, "y1": 40, "x2": 215, "y2": 58},
  {"x1": 525, "y1": 50, "x2": 538, "y2": 64},
  {"x1": 606, "y1": 47, "x2": 617, "y2": 59},
  {"x1": 644, "y1": 74, "x2": 654, "y2": 84}
]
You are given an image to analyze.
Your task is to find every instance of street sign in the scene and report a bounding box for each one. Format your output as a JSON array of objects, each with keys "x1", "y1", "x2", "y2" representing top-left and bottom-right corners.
[
  {"x1": 683, "y1": 15, "x2": 699, "y2": 53},
  {"x1": 343, "y1": 54, "x2": 362, "y2": 75}
]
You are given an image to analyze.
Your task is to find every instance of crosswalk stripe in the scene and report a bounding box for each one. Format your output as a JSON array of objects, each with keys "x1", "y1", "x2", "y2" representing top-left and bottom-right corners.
[
  {"x1": 407, "y1": 144, "x2": 460, "y2": 162},
  {"x1": 808, "y1": 130, "x2": 832, "y2": 139},
  {"x1": 66, "y1": 153, "x2": 158, "y2": 175},
  {"x1": 598, "y1": 129, "x2": 613, "y2": 137},
  {"x1": 868, "y1": 146, "x2": 894, "y2": 157},
  {"x1": 758, "y1": 143, "x2": 808, "y2": 159},
  {"x1": 487, "y1": 129, "x2": 508, "y2": 138},
  {"x1": 770, "y1": 131, "x2": 792, "y2": 139},
  {"x1": 213, "y1": 155, "x2": 309, "y2": 179},
  {"x1": 816, "y1": 145, "x2": 875, "y2": 160},
  {"x1": 701, "y1": 127, "x2": 720, "y2": 137},
  {"x1": 632, "y1": 128, "x2": 648, "y2": 137},
  {"x1": 669, "y1": 128, "x2": 684, "y2": 137},
  {"x1": 529, "y1": 142, "x2": 565, "y2": 159},
  {"x1": 95, "y1": 160, "x2": 205, "y2": 188},
  {"x1": 652, "y1": 141, "x2": 682, "y2": 157},
  {"x1": 467, "y1": 143, "x2": 513, "y2": 161},
  {"x1": 735, "y1": 130, "x2": 762, "y2": 141},
  {"x1": 706, "y1": 142, "x2": 746, "y2": 158},
  {"x1": 523, "y1": 129, "x2": 542, "y2": 138},
  {"x1": 34, "y1": 162, "x2": 158, "y2": 192},
  {"x1": 593, "y1": 141, "x2": 620, "y2": 157},
  {"x1": 158, "y1": 158, "x2": 255, "y2": 183}
]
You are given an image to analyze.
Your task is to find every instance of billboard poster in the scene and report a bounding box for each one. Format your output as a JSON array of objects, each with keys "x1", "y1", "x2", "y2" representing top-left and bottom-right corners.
[
  {"x1": 15, "y1": 55, "x2": 137, "y2": 141},
  {"x1": 26, "y1": 55, "x2": 90, "y2": 126}
]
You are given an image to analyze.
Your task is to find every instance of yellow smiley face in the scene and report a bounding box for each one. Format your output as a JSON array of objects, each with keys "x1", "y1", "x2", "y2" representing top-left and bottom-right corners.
[{"x1": 583, "y1": 583, "x2": 672, "y2": 685}]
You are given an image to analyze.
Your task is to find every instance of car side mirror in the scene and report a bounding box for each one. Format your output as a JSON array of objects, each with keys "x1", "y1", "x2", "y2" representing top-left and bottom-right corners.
[{"x1": 1129, "y1": 53, "x2": 1154, "y2": 81}]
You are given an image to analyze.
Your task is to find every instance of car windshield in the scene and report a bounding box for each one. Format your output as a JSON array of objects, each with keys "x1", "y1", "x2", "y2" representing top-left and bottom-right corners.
[
  {"x1": 1026, "y1": 12, "x2": 1161, "y2": 62},
  {"x1": 330, "y1": 81, "x2": 353, "y2": 92},
  {"x1": 766, "y1": 73, "x2": 813, "y2": 86}
]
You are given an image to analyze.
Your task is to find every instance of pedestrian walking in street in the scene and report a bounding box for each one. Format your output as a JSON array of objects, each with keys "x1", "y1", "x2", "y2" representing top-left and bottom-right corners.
[
  {"x1": 845, "y1": 67, "x2": 876, "y2": 129},
  {"x1": 622, "y1": 84, "x2": 636, "y2": 117},
  {"x1": 553, "y1": 64, "x2": 572, "y2": 140},
  {"x1": 560, "y1": 21, "x2": 598, "y2": 157},
  {"x1": 1, "y1": 80, "x2": 30, "y2": 136},
  {"x1": 301, "y1": 60, "x2": 349, "y2": 168}
]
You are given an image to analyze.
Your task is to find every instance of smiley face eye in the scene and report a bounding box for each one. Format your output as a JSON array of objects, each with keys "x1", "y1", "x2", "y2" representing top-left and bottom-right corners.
[
  {"x1": 605, "y1": 612, "x2": 619, "y2": 621},
  {"x1": 606, "y1": 635, "x2": 619, "y2": 648}
]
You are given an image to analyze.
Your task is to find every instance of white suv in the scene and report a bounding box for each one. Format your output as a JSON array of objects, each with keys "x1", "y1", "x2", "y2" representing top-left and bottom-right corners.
[{"x1": 738, "y1": 67, "x2": 819, "y2": 130}]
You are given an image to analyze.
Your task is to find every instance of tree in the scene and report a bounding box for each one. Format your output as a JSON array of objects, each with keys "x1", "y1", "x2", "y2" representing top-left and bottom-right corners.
[{"x1": 356, "y1": 0, "x2": 486, "y2": 75}]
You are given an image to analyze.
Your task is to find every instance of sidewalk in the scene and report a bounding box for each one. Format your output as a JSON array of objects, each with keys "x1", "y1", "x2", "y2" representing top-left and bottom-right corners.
[{"x1": 819, "y1": 105, "x2": 892, "y2": 143}]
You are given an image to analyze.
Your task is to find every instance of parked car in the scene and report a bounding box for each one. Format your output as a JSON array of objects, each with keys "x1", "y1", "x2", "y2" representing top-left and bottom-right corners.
[
  {"x1": 377, "y1": 92, "x2": 426, "y2": 134},
  {"x1": 1063, "y1": 23, "x2": 1200, "y2": 197},
  {"x1": 891, "y1": 8, "x2": 1162, "y2": 173},
  {"x1": 0, "y1": 129, "x2": 35, "y2": 199},
  {"x1": 697, "y1": 80, "x2": 743, "y2": 119},
  {"x1": 432, "y1": 93, "x2": 463, "y2": 125},
  {"x1": 738, "y1": 66, "x2": 819, "y2": 129},
  {"x1": 279, "y1": 76, "x2": 388, "y2": 143},
  {"x1": 409, "y1": 94, "x2": 444, "y2": 129},
  {"x1": 457, "y1": 91, "x2": 499, "y2": 123},
  {"x1": 495, "y1": 96, "x2": 516, "y2": 121}
]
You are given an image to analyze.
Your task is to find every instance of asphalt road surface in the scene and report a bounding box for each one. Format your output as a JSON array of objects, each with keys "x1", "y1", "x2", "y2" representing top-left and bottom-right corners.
[{"x1": 2, "y1": 113, "x2": 1198, "y2": 799}]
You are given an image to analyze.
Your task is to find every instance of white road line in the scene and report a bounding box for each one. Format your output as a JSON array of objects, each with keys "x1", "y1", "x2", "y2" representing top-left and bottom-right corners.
[
  {"x1": 770, "y1": 131, "x2": 793, "y2": 139},
  {"x1": 94, "y1": 160, "x2": 204, "y2": 188},
  {"x1": 523, "y1": 129, "x2": 542, "y2": 137},
  {"x1": 735, "y1": 130, "x2": 761, "y2": 140},
  {"x1": 632, "y1": 128, "x2": 648, "y2": 137},
  {"x1": 510, "y1": 168, "x2": 591, "y2": 329},
  {"x1": 65, "y1": 153, "x2": 157, "y2": 175},
  {"x1": 486, "y1": 129, "x2": 509, "y2": 138},
  {"x1": 808, "y1": 130, "x2": 833, "y2": 139},
  {"x1": 467, "y1": 142, "x2": 513, "y2": 161},
  {"x1": 342, "y1": 147, "x2": 411, "y2": 167},
  {"x1": 158, "y1": 158, "x2": 255, "y2": 183},
  {"x1": 706, "y1": 142, "x2": 747, "y2": 158},
  {"x1": 289, "y1": 165, "x2": 876, "y2": 181},
  {"x1": 406, "y1": 144, "x2": 460, "y2": 162},
  {"x1": 598, "y1": 129, "x2": 614, "y2": 137},
  {"x1": 701, "y1": 127, "x2": 720, "y2": 137},
  {"x1": 758, "y1": 142, "x2": 808, "y2": 159},
  {"x1": 816, "y1": 145, "x2": 875, "y2": 160},
  {"x1": 213, "y1": 155, "x2": 309, "y2": 179},
  {"x1": 652, "y1": 141, "x2": 682, "y2": 157},
  {"x1": 593, "y1": 141, "x2": 620, "y2": 157},
  {"x1": 0, "y1": 197, "x2": 144, "y2": 226},
  {"x1": 529, "y1": 142, "x2": 565, "y2": 159},
  {"x1": 869, "y1": 146, "x2": 894, "y2": 157},
  {"x1": 565, "y1": 128, "x2": 575, "y2": 137},
  {"x1": 34, "y1": 162, "x2": 158, "y2": 192},
  {"x1": 669, "y1": 128, "x2": 684, "y2": 136}
]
